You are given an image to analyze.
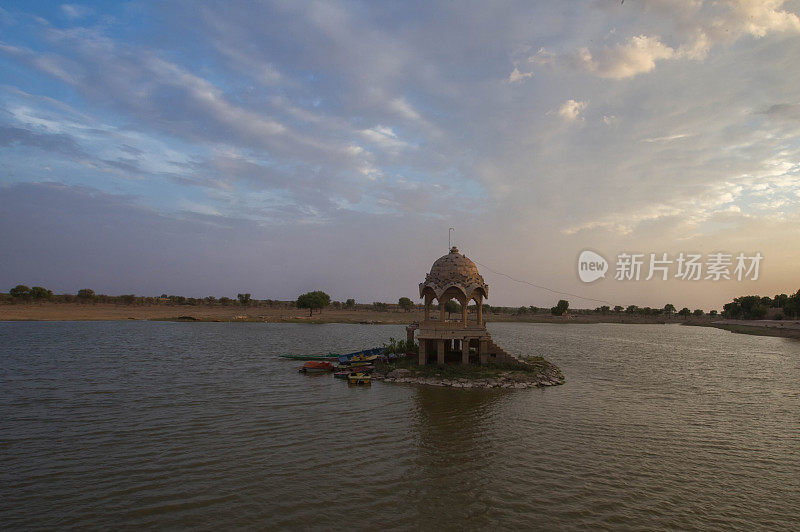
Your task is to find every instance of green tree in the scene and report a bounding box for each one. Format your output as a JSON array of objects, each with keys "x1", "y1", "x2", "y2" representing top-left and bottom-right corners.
[
  {"x1": 398, "y1": 297, "x2": 414, "y2": 312},
  {"x1": 614, "y1": 305, "x2": 624, "y2": 313},
  {"x1": 204, "y1": 296, "x2": 217, "y2": 305},
  {"x1": 345, "y1": 298, "x2": 356, "y2": 310},
  {"x1": 237, "y1": 293, "x2": 251, "y2": 306},
  {"x1": 678, "y1": 307, "x2": 691, "y2": 317},
  {"x1": 551, "y1": 299, "x2": 569, "y2": 316},
  {"x1": 444, "y1": 300, "x2": 461, "y2": 318},
  {"x1": 785, "y1": 290, "x2": 800, "y2": 317},
  {"x1": 296, "y1": 291, "x2": 331, "y2": 316},
  {"x1": 625, "y1": 305, "x2": 638, "y2": 315},
  {"x1": 663, "y1": 303, "x2": 676, "y2": 318},
  {"x1": 693, "y1": 309, "x2": 703, "y2": 317},
  {"x1": 9, "y1": 285, "x2": 31, "y2": 300},
  {"x1": 773, "y1": 293, "x2": 789, "y2": 308},
  {"x1": 77, "y1": 288, "x2": 95, "y2": 301},
  {"x1": 373, "y1": 301, "x2": 389, "y2": 312},
  {"x1": 30, "y1": 286, "x2": 53, "y2": 300},
  {"x1": 599, "y1": 305, "x2": 610, "y2": 315},
  {"x1": 219, "y1": 297, "x2": 232, "y2": 306},
  {"x1": 8, "y1": 284, "x2": 31, "y2": 299},
  {"x1": 529, "y1": 306, "x2": 539, "y2": 313},
  {"x1": 119, "y1": 294, "x2": 136, "y2": 305},
  {"x1": 709, "y1": 310, "x2": 718, "y2": 317}
]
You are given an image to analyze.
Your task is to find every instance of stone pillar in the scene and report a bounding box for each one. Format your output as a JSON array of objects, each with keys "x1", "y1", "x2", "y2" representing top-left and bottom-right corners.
[
  {"x1": 406, "y1": 326, "x2": 414, "y2": 345},
  {"x1": 477, "y1": 299, "x2": 483, "y2": 326},
  {"x1": 462, "y1": 301, "x2": 468, "y2": 326},
  {"x1": 424, "y1": 303, "x2": 429, "y2": 321},
  {"x1": 437, "y1": 339, "x2": 445, "y2": 365},
  {"x1": 462, "y1": 338, "x2": 470, "y2": 365},
  {"x1": 440, "y1": 302, "x2": 446, "y2": 322},
  {"x1": 418, "y1": 339, "x2": 427, "y2": 366},
  {"x1": 479, "y1": 339, "x2": 489, "y2": 364}
]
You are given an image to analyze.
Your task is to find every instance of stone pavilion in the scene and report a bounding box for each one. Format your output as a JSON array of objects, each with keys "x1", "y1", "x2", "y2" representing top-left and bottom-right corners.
[{"x1": 409, "y1": 246, "x2": 519, "y2": 366}]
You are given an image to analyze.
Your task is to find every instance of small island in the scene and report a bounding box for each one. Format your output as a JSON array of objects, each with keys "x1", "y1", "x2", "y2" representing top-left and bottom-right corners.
[
  {"x1": 375, "y1": 246, "x2": 566, "y2": 388},
  {"x1": 372, "y1": 353, "x2": 564, "y2": 389}
]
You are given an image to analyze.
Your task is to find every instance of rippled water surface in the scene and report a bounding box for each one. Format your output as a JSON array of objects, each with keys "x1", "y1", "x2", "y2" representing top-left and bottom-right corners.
[{"x1": 1, "y1": 321, "x2": 798, "y2": 530}]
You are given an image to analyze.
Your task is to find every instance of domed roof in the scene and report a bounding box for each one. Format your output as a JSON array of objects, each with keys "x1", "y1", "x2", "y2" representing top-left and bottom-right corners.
[{"x1": 419, "y1": 246, "x2": 488, "y2": 300}]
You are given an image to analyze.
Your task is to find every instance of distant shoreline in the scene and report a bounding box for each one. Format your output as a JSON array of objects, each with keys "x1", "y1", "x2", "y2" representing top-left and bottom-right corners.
[
  {"x1": 0, "y1": 302, "x2": 698, "y2": 324},
  {"x1": 2, "y1": 302, "x2": 798, "y2": 339}
]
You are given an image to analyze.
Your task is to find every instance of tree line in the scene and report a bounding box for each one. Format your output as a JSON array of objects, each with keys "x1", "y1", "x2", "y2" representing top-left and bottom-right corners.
[
  {"x1": 4, "y1": 285, "x2": 294, "y2": 308},
  {"x1": 721, "y1": 291, "x2": 800, "y2": 320},
  {"x1": 12, "y1": 283, "x2": 797, "y2": 320}
]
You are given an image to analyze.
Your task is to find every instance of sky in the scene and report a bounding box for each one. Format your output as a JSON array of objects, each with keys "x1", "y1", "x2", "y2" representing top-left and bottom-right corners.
[{"x1": 1, "y1": 0, "x2": 799, "y2": 310}]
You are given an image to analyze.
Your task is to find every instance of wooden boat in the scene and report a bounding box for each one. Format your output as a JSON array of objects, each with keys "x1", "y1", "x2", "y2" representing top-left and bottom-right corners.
[
  {"x1": 299, "y1": 361, "x2": 334, "y2": 373},
  {"x1": 347, "y1": 372, "x2": 371, "y2": 385},
  {"x1": 349, "y1": 354, "x2": 380, "y2": 366},
  {"x1": 281, "y1": 352, "x2": 338, "y2": 361},
  {"x1": 337, "y1": 347, "x2": 384, "y2": 364}
]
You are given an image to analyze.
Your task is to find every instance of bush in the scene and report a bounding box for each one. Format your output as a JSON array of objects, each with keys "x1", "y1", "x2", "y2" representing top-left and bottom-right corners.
[{"x1": 383, "y1": 337, "x2": 418, "y2": 354}]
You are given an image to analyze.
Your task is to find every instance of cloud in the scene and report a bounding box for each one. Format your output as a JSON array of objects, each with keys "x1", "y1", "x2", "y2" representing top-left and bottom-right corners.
[
  {"x1": 530, "y1": 1, "x2": 800, "y2": 79},
  {"x1": 61, "y1": 4, "x2": 93, "y2": 20},
  {"x1": 727, "y1": 0, "x2": 800, "y2": 38},
  {"x1": 558, "y1": 99, "x2": 587, "y2": 121},
  {"x1": 507, "y1": 67, "x2": 532, "y2": 83},
  {"x1": 0, "y1": 125, "x2": 87, "y2": 157},
  {"x1": 576, "y1": 35, "x2": 676, "y2": 79},
  {"x1": 2, "y1": 2, "x2": 800, "y2": 308},
  {"x1": 762, "y1": 103, "x2": 800, "y2": 121},
  {"x1": 643, "y1": 133, "x2": 692, "y2": 142},
  {"x1": 360, "y1": 125, "x2": 407, "y2": 151}
]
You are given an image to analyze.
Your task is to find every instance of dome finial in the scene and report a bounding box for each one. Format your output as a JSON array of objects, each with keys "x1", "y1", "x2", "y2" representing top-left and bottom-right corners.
[{"x1": 450, "y1": 246, "x2": 459, "y2": 254}]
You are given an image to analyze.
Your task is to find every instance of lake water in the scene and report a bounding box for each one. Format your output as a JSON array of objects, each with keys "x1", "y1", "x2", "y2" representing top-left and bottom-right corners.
[{"x1": 1, "y1": 321, "x2": 798, "y2": 530}]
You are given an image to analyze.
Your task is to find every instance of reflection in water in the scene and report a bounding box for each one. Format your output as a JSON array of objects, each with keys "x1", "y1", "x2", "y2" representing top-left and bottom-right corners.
[
  {"x1": 410, "y1": 386, "x2": 512, "y2": 524},
  {"x1": 1, "y1": 321, "x2": 798, "y2": 529}
]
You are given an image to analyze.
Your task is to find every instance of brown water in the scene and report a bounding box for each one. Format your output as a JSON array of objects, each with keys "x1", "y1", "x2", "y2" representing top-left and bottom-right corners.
[{"x1": 1, "y1": 321, "x2": 798, "y2": 529}]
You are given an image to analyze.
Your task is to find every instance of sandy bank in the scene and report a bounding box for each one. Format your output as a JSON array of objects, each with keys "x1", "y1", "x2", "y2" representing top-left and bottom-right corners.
[{"x1": 0, "y1": 302, "x2": 713, "y2": 325}]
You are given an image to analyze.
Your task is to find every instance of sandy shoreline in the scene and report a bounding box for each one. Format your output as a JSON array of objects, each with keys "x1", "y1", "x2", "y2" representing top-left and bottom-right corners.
[
  {"x1": 2, "y1": 303, "x2": 797, "y2": 339},
  {"x1": 0, "y1": 302, "x2": 702, "y2": 324}
]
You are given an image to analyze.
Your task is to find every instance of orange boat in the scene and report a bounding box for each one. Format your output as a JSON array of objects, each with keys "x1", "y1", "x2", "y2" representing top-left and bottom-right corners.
[{"x1": 299, "y1": 361, "x2": 334, "y2": 373}]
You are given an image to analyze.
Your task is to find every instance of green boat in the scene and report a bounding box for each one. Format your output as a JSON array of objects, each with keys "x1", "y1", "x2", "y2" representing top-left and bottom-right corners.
[{"x1": 279, "y1": 352, "x2": 339, "y2": 361}]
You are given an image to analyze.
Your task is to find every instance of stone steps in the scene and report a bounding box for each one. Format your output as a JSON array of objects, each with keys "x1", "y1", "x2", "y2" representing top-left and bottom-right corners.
[{"x1": 483, "y1": 333, "x2": 526, "y2": 367}]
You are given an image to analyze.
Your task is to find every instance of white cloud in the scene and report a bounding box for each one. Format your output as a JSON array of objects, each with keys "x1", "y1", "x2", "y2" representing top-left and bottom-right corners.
[
  {"x1": 643, "y1": 133, "x2": 691, "y2": 142},
  {"x1": 389, "y1": 97, "x2": 421, "y2": 121},
  {"x1": 61, "y1": 4, "x2": 92, "y2": 20},
  {"x1": 530, "y1": 1, "x2": 800, "y2": 80},
  {"x1": 178, "y1": 199, "x2": 222, "y2": 216},
  {"x1": 558, "y1": 99, "x2": 587, "y2": 121},
  {"x1": 529, "y1": 47, "x2": 555, "y2": 66},
  {"x1": 727, "y1": 0, "x2": 800, "y2": 38},
  {"x1": 576, "y1": 35, "x2": 676, "y2": 79},
  {"x1": 360, "y1": 125, "x2": 407, "y2": 150},
  {"x1": 507, "y1": 67, "x2": 532, "y2": 83}
]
